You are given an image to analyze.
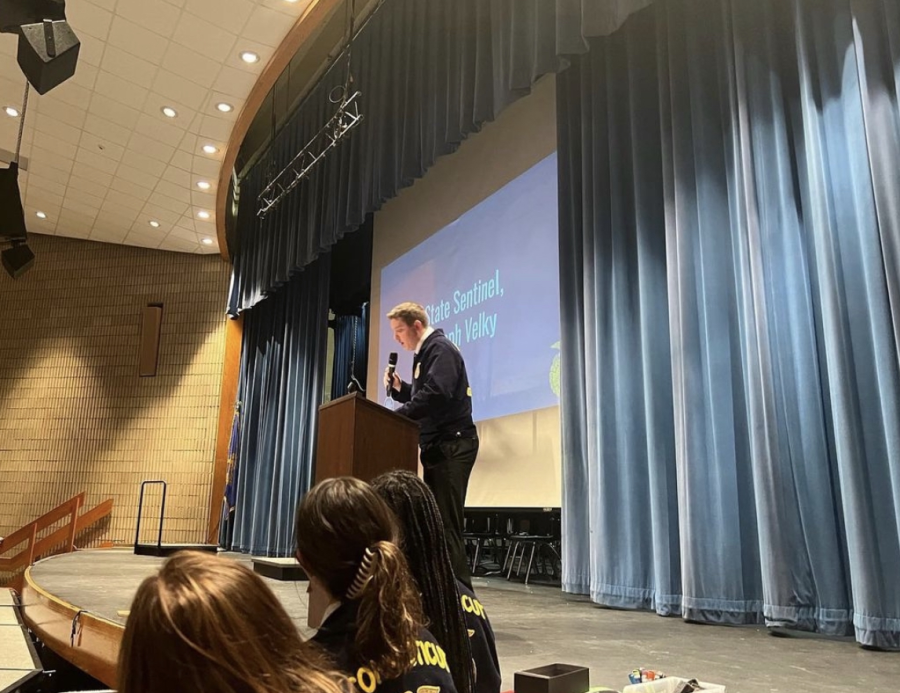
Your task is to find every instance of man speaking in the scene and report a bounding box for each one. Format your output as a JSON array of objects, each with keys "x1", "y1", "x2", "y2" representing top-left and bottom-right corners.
[{"x1": 384, "y1": 302, "x2": 478, "y2": 588}]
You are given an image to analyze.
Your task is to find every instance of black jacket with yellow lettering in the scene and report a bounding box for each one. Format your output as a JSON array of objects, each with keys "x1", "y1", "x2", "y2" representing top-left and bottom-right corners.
[
  {"x1": 457, "y1": 582, "x2": 501, "y2": 693},
  {"x1": 394, "y1": 329, "x2": 476, "y2": 447},
  {"x1": 313, "y1": 601, "x2": 459, "y2": 693}
]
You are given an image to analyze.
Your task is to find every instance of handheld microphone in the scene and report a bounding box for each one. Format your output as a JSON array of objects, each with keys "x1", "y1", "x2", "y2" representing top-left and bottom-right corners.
[{"x1": 386, "y1": 352, "x2": 398, "y2": 397}]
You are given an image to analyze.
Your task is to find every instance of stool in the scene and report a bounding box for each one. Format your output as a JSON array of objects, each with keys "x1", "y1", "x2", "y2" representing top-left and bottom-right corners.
[
  {"x1": 464, "y1": 511, "x2": 506, "y2": 575},
  {"x1": 467, "y1": 532, "x2": 490, "y2": 572},
  {"x1": 504, "y1": 535, "x2": 559, "y2": 585},
  {"x1": 465, "y1": 532, "x2": 507, "y2": 574}
]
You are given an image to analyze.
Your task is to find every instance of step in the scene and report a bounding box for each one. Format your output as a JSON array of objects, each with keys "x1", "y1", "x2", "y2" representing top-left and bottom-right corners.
[
  {"x1": 252, "y1": 557, "x2": 307, "y2": 581},
  {"x1": 133, "y1": 543, "x2": 218, "y2": 557}
]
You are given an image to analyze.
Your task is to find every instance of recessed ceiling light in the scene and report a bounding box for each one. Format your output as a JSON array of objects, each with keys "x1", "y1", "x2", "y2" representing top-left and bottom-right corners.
[
  {"x1": 197, "y1": 180, "x2": 211, "y2": 191},
  {"x1": 4, "y1": 106, "x2": 20, "y2": 117},
  {"x1": 240, "y1": 51, "x2": 260, "y2": 64},
  {"x1": 215, "y1": 102, "x2": 233, "y2": 113},
  {"x1": 149, "y1": 220, "x2": 160, "y2": 228},
  {"x1": 161, "y1": 106, "x2": 178, "y2": 118},
  {"x1": 201, "y1": 237, "x2": 214, "y2": 245},
  {"x1": 36, "y1": 211, "x2": 47, "y2": 219},
  {"x1": 197, "y1": 210, "x2": 211, "y2": 220},
  {"x1": 202, "y1": 144, "x2": 218, "y2": 155}
]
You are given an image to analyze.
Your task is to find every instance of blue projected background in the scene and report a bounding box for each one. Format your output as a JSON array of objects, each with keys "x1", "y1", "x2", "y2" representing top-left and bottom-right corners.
[{"x1": 379, "y1": 153, "x2": 560, "y2": 422}]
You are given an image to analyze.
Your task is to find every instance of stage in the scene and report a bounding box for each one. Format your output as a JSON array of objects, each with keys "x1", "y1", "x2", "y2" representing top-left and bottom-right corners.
[
  {"x1": 19, "y1": 549, "x2": 313, "y2": 688},
  {"x1": 17, "y1": 550, "x2": 899, "y2": 693}
]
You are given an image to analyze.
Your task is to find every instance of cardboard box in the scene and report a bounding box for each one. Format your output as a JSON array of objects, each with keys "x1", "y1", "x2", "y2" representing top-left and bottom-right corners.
[{"x1": 515, "y1": 664, "x2": 591, "y2": 693}]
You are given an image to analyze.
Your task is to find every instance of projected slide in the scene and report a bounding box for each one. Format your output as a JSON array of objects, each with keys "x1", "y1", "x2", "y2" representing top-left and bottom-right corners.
[{"x1": 379, "y1": 153, "x2": 560, "y2": 422}]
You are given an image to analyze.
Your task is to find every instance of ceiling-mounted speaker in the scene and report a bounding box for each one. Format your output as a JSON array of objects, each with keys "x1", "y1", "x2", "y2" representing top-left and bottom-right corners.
[
  {"x1": 17, "y1": 19, "x2": 79, "y2": 95},
  {"x1": 0, "y1": 0, "x2": 66, "y2": 34},
  {"x1": 0, "y1": 162, "x2": 27, "y2": 243},
  {"x1": 2, "y1": 242, "x2": 35, "y2": 279}
]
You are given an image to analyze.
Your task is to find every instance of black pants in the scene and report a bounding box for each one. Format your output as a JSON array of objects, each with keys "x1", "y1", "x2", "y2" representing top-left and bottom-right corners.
[{"x1": 420, "y1": 435, "x2": 478, "y2": 589}]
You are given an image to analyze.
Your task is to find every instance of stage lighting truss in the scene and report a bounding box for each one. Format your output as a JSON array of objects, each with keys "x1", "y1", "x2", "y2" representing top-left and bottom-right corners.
[{"x1": 256, "y1": 89, "x2": 364, "y2": 218}]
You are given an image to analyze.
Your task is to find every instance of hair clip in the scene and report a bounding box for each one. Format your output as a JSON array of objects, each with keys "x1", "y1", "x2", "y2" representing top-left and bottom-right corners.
[{"x1": 346, "y1": 547, "x2": 377, "y2": 599}]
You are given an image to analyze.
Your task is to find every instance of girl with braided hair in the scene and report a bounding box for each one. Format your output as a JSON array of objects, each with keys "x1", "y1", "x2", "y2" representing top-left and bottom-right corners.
[
  {"x1": 118, "y1": 551, "x2": 346, "y2": 693},
  {"x1": 295, "y1": 477, "x2": 462, "y2": 693},
  {"x1": 372, "y1": 471, "x2": 500, "y2": 693}
]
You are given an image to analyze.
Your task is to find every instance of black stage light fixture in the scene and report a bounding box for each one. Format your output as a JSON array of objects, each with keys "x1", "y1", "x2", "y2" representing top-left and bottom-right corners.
[
  {"x1": 2, "y1": 241, "x2": 34, "y2": 278},
  {"x1": 0, "y1": 161, "x2": 27, "y2": 243},
  {"x1": 0, "y1": 0, "x2": 80, "y2": 95},
  {"x1": 0, "y1": 163, "x2": 34, "y2": 279},
  {"x1": 0, "y1": 161, "x2": 33, "y2": 279}
]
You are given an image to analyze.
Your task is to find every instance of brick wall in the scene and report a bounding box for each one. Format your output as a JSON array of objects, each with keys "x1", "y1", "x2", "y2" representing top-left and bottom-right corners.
[{"x1": 0, "y1": 234, "x2": 230, "y2": 547}]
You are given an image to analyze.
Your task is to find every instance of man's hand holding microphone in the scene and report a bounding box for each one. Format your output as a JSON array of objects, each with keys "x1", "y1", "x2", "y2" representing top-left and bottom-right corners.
[{"x1": 383, "y1": 352, "x2": 400, "y2": 397}]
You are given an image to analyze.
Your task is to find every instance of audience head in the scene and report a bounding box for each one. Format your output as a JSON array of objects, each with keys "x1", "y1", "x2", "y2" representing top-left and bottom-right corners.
[
  {"x1": 295, "y1": 476, "x2": 423, "y2": 678},
  {"x1": 118, "y1": 551, "x2": 343, "y2": 693},
  {"x1": 372, "y1": 470, "x2": 475, "y2": 693}
]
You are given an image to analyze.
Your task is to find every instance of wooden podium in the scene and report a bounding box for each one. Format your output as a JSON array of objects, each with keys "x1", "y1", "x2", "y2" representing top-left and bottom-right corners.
[{"x1": 315, "y1": 392, "x2": 419, "y2": 483}]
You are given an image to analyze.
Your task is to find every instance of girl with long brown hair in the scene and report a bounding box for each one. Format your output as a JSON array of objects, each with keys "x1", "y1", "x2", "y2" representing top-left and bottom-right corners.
[
  {"x1": 118, "y1": 551, "x2": 345, "y2": 693},
  {"x1": 295, "y1": 477, "x2": 466, "y2": 693}
]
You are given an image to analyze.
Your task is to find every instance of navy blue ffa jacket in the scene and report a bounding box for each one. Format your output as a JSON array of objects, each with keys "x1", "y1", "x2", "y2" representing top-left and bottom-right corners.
[
  {"x1": 394, "y1": 329, "x2": 477, "y2": 447},
  {"x1": 457, "y1": 582, "x2": 501, "y2": 693},
  {"x1": 312, "y1": 601, "x2": 458, "y2": 693}
]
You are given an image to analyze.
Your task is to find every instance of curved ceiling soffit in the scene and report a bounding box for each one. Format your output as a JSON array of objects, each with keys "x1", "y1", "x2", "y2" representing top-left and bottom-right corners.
[{"x1": 215, "y1": 0, "x2": 344, "y2": 262}]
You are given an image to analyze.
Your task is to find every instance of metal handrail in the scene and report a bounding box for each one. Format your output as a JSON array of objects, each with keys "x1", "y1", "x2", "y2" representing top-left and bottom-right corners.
[{"x1": 134, "y1": 480, "x2": 167, "y2": 550}]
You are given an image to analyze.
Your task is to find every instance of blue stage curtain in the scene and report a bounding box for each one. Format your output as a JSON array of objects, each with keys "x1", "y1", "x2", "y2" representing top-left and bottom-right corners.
[
  {"x1": 222, "y1": 257, "x2": 331, "y2": 557},
  {"x1": 331, "y1": 303, "x2": 369, "y2": 399},
  {"x1": 227, "y1": 0, "x2": 658, "y2": 315},
  {"x1": 558, "y1": 0, "x2": 900, "y2": 648}
]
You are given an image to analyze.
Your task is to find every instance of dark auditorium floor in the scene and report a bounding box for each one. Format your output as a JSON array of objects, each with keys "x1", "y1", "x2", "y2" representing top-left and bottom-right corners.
[{"x1": 28, "y1": 551, "x2": 898, "y2": 693}]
